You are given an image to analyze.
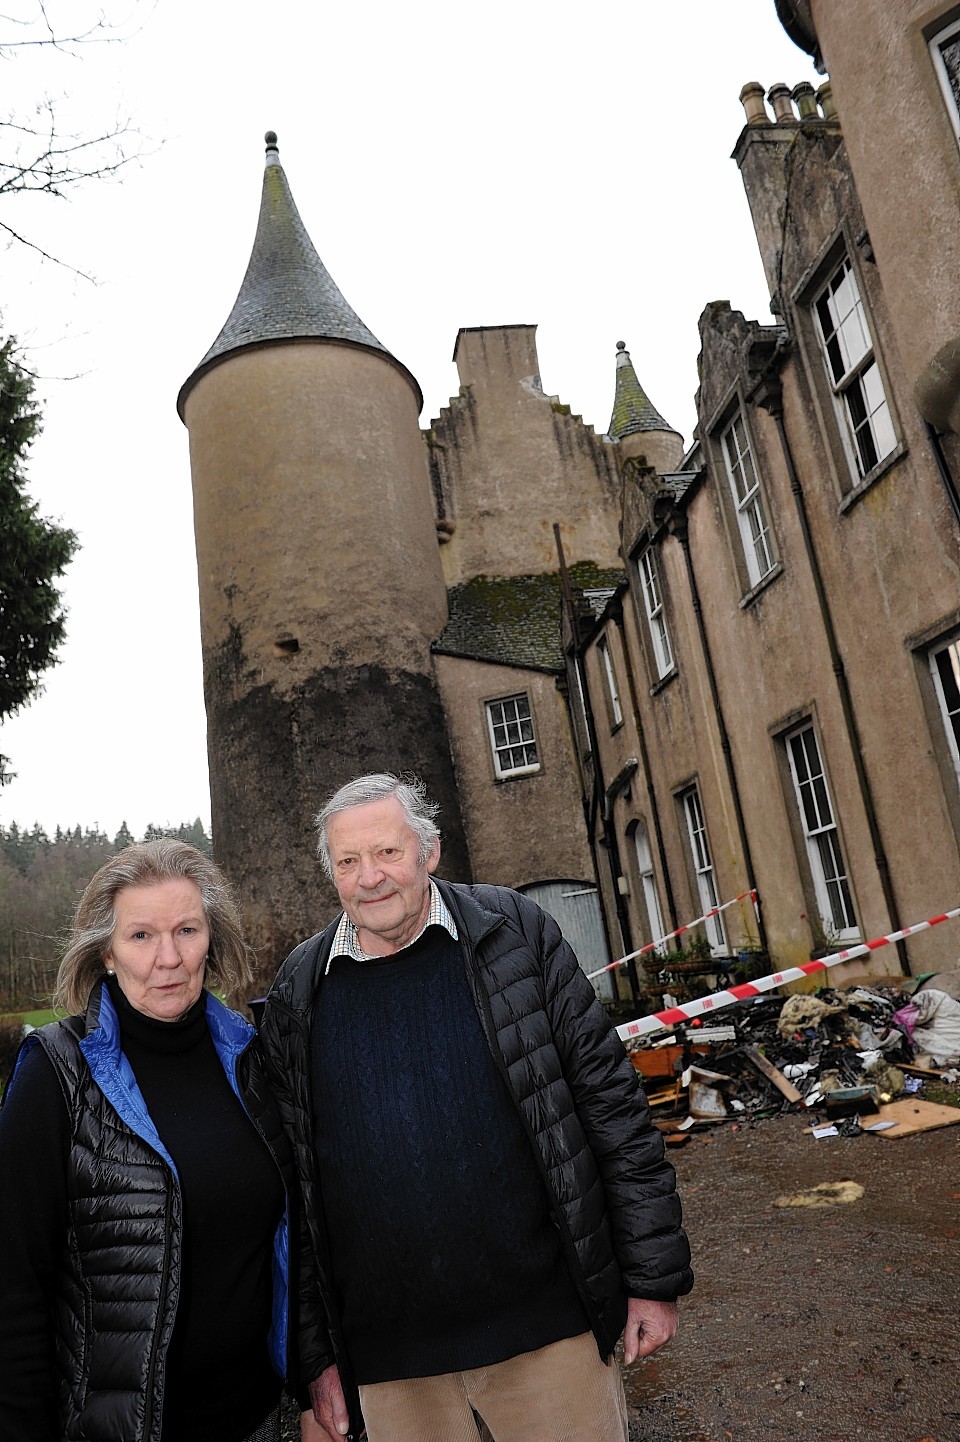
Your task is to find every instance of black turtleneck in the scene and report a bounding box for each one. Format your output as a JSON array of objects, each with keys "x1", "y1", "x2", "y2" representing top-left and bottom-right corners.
[
  {"x1": 0, "y1": 982, "x2": 283, "y2": 1442},
  {"x1": 106, "y1": 979, "x2": 284, "y2": 1441}
]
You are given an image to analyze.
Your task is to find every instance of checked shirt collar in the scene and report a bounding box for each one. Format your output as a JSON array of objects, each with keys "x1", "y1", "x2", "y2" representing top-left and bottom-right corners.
[{"x1": 326, "y1": 880, "x2": 458, "y2": 971}]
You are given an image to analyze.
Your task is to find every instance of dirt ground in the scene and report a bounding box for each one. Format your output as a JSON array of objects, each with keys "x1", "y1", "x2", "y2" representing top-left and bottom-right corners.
[
  {"x1": 624, "y1": 1112, "x2": 960, "y2": 1442},
  {"x1": 282, "y1": 1110, "x2": 960, "y2": 1442}
]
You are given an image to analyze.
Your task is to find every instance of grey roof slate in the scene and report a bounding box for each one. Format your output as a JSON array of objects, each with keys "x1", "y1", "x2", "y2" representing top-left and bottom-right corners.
[
  {"x1": 660, "y1": 470, "x2": 700, "y2": 502},
  {"x1": 434, "y1": 564, "x2": 626, "y2": 673},
  {"x1": 607, "y1": 341, "x2": 675, "y2": 440},
  {"x1": 178, "y1": 134, "x2": 419, "y2": 416}
]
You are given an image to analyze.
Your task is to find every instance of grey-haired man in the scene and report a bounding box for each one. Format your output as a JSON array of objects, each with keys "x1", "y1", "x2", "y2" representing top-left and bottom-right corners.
[{"x1": 260, "y1": 773, "x2": 692, "y2": 1442}]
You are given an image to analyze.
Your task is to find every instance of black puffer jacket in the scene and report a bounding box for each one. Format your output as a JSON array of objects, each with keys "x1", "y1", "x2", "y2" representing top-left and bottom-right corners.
[
  {"x1": 9, "y1": 982, "x2": 297, "y2": 1442},
  {"x1": 262, "y1": 881, "x2": 693, "y2": 1438}
]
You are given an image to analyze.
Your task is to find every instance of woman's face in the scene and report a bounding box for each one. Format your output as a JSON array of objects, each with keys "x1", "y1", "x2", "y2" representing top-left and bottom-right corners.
[{"x1": 106, "y1": 878, "x2": 210, "y2": 1022}]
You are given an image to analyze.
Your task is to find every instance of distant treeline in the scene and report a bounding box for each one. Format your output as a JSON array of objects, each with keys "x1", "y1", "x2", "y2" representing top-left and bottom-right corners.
[{"x1": 0, "y1": 820, "x2": 212, "y2": 1012}]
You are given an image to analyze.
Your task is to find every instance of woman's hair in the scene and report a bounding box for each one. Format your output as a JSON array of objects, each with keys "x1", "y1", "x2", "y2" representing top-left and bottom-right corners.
[
  {"x1": 315, "y1": 772, "x2": 441, "y2": 879},
  {"x1": 53, "y1": 839, "x2": 253, "y2": 1014}
]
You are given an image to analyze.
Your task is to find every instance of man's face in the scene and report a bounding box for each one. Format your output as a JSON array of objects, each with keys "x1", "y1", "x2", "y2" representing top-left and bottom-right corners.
[{"x1": 326, "y1": 795, "x2": 440, "y2": 955}]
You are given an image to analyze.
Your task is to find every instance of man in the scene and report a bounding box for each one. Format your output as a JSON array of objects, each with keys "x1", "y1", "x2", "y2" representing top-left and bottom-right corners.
[{"x1": 261, "y1": 773, "x2": 692, "y2": 1442}]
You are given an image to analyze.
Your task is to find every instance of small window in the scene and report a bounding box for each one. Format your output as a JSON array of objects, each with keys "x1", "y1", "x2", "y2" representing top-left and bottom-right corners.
[
  {"x1": 597, "y1": 634, "x2": 623, "y2": 728},
  {"x1": 637, "y1": 547, "x2": 674, "y2": 680},
  {"x1": 931, "y1": 17, "x2": 960, "y2": 141},
  {"x1": 720, "y1": 410, "x2": 776, "y2": 587},
  {"x1": 931, "y1": 634, "x2": 960, "y2": 788},
  {"x1": 486, "y1": 693, "x2": 540, "y2": 779},
  {"x1": 813, "y1": 256, "x2": 897, "y2": 483},
  {"x1": 634, "y1": 821, "x2": 666, "y2": 954},
  {"x1": 680, "y1": 787, "x2": 726, "y2": 953},
  {"x1": 786, "y1": 723, "x2": 858, "y2": 941}
]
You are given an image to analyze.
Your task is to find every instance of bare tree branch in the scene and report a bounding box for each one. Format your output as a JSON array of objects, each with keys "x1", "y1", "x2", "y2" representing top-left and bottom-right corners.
[
  {"x1": 0, "y1": 213, "x2": 96, "y2": 278},
  {"x1": 0, "y1": 3, "x2": 153, "y2": 274},
  {"x1": 1, "y1": 100, "x2": 139, "y2": 200},
  {"x1": 0, "y1": 2, "x2": 149, "y2": 53}
]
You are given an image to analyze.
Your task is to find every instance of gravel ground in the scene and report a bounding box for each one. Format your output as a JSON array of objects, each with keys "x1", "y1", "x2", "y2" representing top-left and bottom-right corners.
[{"x1": 281, "y1": 1110, "x2": 960, "y2": 1441}]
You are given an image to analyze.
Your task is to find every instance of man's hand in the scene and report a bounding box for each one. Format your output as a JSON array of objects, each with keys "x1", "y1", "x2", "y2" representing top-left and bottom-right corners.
[
  {"x1": 622, "y1": 1297, "x2": 678, "y2": 1364},
  {"x1": 303, "y1": 1364, "x2": 350, "y2": 1440}
]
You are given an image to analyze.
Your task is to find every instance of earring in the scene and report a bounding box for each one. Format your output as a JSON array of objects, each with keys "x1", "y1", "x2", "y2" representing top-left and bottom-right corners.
[{"x1": 105, "y1": 967, "x2": 115, "y2": 976}]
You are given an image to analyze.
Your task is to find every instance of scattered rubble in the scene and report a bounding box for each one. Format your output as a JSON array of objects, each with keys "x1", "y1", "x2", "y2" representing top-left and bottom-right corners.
[{"x1": 628, "y1": 972, "x2": 960, "y2": 1139}]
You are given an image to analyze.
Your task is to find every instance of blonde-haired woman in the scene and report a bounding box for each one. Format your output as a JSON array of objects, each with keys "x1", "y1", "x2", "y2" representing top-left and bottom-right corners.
[{"x1": 0, "y1": 840, "x2": 297, "y2": 1442}]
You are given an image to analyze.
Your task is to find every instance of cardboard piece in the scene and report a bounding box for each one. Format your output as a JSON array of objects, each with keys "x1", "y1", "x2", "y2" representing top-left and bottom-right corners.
[
  {"x1": 688, "y1": 1077, "x2": 728, "y2": 1119},
  {"x1": 871, "y1": 1098, "x2": 960, "y2": 1138}
]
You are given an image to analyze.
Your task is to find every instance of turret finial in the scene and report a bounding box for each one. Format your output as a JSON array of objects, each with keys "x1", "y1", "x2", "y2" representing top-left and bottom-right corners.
[
  {"x1": 265, "y1": 130, "x2": 279, "y2": 152},
  {"x1": 616, "y1": 340, "x2": 626, "y2": 351}
]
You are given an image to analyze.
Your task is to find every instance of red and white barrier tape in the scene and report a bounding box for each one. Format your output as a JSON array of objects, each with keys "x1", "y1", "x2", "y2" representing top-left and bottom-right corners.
[
  {"x1": 585, "y1": 890, "x2": 758, "y2": 981},
  {"x1": 616, "y1": 905, "x2": 960, "y2": 1042}
]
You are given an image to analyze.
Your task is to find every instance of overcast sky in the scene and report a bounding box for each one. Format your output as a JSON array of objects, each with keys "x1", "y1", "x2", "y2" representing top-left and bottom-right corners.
[{"x1": 0, "y1": 0, "x2": 820, "y2": 839}]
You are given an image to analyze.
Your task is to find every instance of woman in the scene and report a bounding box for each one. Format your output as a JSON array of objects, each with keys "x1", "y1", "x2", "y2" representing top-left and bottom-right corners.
[{"x1": 0, "y1": 840, "x2": 297, "y2": 1442}]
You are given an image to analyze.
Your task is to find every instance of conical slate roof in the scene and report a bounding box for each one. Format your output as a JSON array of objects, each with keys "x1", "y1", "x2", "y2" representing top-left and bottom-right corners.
[
  {"x1": 178, "y1": 133, "x2": 420, "y2": 416},
  {"x1": 607, "y1": 341, "x2": 674, "y2": 441}
]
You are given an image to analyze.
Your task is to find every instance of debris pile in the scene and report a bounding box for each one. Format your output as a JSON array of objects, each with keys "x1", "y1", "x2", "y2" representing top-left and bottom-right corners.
[{"x1": 627, "y1": 972, "x2": 960, "y2": 1141}]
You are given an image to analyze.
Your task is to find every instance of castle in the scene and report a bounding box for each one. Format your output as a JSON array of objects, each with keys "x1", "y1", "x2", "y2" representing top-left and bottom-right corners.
[{"x1": 179, "y1": 1, "x2": 960, "y2": 1000}]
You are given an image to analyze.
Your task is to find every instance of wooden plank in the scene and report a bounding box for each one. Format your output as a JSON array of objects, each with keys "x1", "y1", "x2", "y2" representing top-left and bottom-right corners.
[
  {"x1": 870, "y1": 1098, "x2": 960, "y2": 1138},
  {"x1": 743, "y1": 1044, "x2": 803, "y2": 1103},
  {"x1": 645, "y1": 1079, "x2": 682, "y2": 1108},
  {"x1": 899, "y1": 1062, "x2": 957, "y2": 1079}
]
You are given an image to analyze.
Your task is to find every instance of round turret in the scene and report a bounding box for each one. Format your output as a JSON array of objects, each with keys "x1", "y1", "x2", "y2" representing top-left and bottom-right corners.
[{"x1": 178, "y1": 136, "x2": 469, "y2": 982}]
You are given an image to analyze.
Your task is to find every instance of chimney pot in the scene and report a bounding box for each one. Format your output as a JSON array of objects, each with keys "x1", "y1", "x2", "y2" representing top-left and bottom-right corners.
[
  {"x1": 767, "y1": 83, "x2": 796, "y2": 124},
  {"x1": 739, "y1": 81, "x2": 769, "y2": 125},
  {"x1": 817, "y1": 80, "x2": 837, "y2": 121},
  {"x1": 792, "y1": 81, "x2": 818, "y2": 119}
]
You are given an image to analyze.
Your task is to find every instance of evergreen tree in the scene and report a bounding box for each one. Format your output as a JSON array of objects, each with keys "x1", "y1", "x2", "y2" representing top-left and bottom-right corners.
[{"x1": 0, "y1": 334, "x2": 77, "y2": 781}]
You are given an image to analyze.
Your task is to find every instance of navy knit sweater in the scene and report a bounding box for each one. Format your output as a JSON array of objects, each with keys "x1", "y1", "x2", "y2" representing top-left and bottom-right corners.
[{"x1": 310, "y1": 925, "x2": 587, "y2": 1383}]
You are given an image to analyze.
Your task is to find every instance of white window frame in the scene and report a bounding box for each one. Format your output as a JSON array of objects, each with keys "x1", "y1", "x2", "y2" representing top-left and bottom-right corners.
[
  {"x1": 930, "y1": 16, "x2": 960, "y2": 142},
  {"x1": 681, "y1": 787, "x2": 726, "y2": 953},
  {"x1": 813, "y1": 255, "x2": 897, "y2": 484},
  {"x1": 634, "y1": 822, "x2": 666, "y2": 954},
  {"x1": 597, "y1": 633, "x2": 623, "y2": 728},
  {"x1": 786, "y1": 723, "x2": 858, "y2": 942},
  {"x1": 931, "y1": 634, "x2": 960, "y2": 789},
  {"x1": 720, "y1": 409, "x2": 775, "y2": 587},
  {"x1": 486, "y1": 692, "x2": 540, "y2": 780},
  {"x1": 638, "y1": 547, "x2": 674, "y2": 680}
]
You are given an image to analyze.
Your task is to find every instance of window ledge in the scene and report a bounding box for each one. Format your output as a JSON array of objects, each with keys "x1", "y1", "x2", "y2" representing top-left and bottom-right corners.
[
  {"x1": 649, "y1": 668, "x2": 678, "y2": 699},
  {"x1": 838, "y1": 440, "x2": 908, "y2": 514},
  {"x1": 739, "y1": 561, "x2": 784, "y2": 610},
  {"x1": 494, "y1": 767, "x2": 542, "y2": 784}
]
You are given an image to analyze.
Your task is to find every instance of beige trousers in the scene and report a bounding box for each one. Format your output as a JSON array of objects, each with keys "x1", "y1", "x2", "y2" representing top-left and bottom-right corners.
[{"x1": 358, "y1": 1331, "x2": 629, "y2": 1442}]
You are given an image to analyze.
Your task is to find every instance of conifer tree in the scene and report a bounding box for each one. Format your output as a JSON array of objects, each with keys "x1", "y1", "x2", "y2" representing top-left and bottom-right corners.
[{"x1": 0, "y1": 333, "x2": 77, "y2": 781}]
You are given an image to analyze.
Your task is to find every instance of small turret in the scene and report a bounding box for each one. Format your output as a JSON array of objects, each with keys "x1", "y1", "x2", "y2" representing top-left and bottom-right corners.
[{"x1": 607, "y1": 341, "x2": 684, "y2": 473}]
